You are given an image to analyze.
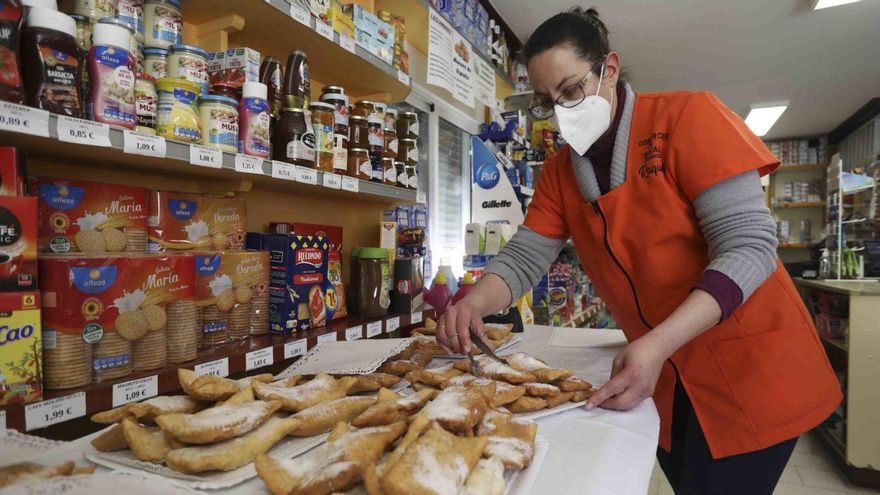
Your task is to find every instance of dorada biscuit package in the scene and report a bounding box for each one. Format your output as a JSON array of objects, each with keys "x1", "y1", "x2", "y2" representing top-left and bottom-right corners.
[
  {"x1": 0, "y1": 197, "x2": 37, "y2": 292},
  {"x1": 0, "y1": 292, "x2": 42, "y2": 406},
  {"x1": 194, "y1": 251, "x2": 269, "y2": 346},
  {"x1": 148, "y1": 192, "x2": 247, "y2": 253},
  {"x1": 29, "y1": 177, "x2": 148, "y2": 255}
]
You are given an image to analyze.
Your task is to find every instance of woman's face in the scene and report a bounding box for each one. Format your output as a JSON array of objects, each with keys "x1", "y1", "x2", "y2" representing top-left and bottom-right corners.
[{"x1": 527, "y1": 45, "x2": 619, "y2": 116}]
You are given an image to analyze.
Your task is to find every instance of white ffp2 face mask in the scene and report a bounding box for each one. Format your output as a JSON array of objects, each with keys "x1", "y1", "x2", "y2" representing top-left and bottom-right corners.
[{"x1": 551, "y1": 62, "x2": 612, "y2": 156}]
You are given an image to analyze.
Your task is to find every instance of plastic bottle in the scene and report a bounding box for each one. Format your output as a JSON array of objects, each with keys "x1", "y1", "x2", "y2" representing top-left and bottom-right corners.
[
  {"x1": 88, "y1": 19, "x2": 136, "y2": 128},
  {"x1": 22, "y1": 8, "x2": 83, "y2": 117},
  {"x1": 425, "y1": 271, "x2": 453, "y2": 316},
  {"x1": 259, "y1": 55, "x2": 282, "y2": 120},
  {"x1": 282, "y1": 49, "x2": 309, "y2": 110},
  {"x1": 432, "y1": 258, "x2": 459, "y2": 294},
  {"x1": 239, "y1": 80, "x2": 270, "y2": 158},
  {"x1": 451, "y1": 272, "x2": 476, "y2": 306}
]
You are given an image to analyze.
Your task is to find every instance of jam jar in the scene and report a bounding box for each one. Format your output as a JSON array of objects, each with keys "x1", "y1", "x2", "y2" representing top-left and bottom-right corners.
[
  {"x1": 348, "y1": 115, "x2": 369, "y2": 150},
  {"x1": 381, "y1": 157, "x2": 396, "y2": 186},
  {"x1": 351, "y1": 99, "x2": 374, "y2": 118},
  {"x1": 395, "y1": 160, "x2": 408, "y2": 188},
  {"x1": 348, "y1": 147, "x2": 371, "y2": 181},
  {"x1": 354, "y1": 247, "x2": 390, "y2": 318},
  {"x1": 273, "y1": 107, "x2": 314, "y2": 167},
  {"x1": 384, "y1": 107, "x2": 397, "y2": 130},
  {"x1": 397, "y1": 138, "x2": 418, "y2": 167},
  {"x1": 367, "y1": 115, "x2": 383, "y2": 158},
  {"x1": 321, "y1": 90, "x2": 349, "y2": 174},
  {"x1": 308, "y1": 101, "x2": 335, "y2": 172},
  {"x1": 323, "y1": 84, "x2": 344, "y2": 95},
  {"x1": 397, "y1": 111, "x2": 419, "y2": 139},
  {"x1": 383, "y1": 127, "x2": 398, "y2": 159}
]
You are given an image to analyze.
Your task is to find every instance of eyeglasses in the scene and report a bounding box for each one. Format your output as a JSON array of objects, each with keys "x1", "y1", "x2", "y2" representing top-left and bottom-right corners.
[{"x1": 528, "y1": 71, "x2": 596, "y2": 120}]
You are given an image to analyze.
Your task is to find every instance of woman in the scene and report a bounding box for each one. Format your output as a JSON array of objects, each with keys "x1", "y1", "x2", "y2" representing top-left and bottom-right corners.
[{"x1": 436, "y1": 7, "x2": 842, "y2": 494}]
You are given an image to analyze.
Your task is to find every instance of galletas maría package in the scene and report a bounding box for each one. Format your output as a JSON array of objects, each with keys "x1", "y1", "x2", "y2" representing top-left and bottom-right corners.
[
  {"x1": 148, "y1": 192, "x2": 247, "y2": 253},
  {"x1": 0, "y1": 292, "x2": 42, "y2": 406},
  {"x1": 0, "y1": 196, "x2": 37, "y2": 291}
]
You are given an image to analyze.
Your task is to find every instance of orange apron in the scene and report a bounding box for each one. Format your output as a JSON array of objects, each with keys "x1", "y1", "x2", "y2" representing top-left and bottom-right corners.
[{"x1": 524, "y1": 90, "x2": 842, "y2": 459}]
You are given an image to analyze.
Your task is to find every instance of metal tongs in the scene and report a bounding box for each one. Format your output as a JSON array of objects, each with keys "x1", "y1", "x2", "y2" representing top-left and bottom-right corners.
[{"x1": 467, "y1": 326, "x2": 508, "y2": 377}]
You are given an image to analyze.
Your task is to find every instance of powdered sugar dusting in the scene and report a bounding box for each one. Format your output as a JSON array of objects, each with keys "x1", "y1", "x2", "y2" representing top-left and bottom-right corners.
[
  {"x1": 475, "y1": 356, "x2": 532, "y2": 379},
  {"x1": 421, "y1": 389, "x2": 470, "y2": 421},
  {"x1": 484, "y1": 436, "x2": 533, "y2": 467},
  {"x1": 410, "y1": 443, "x2": 468, "y2": 495},
  {"x1": 181, "y1": 401, "x2": 272, "y2": 434},
  {"x1": 142, "y1": 395, "x2": 195, "y2": 411},
  {"x1": 526, "y1": 383, "x2": 559, "y2": 391},
  {"x1": 259, "y1": 375, "x2": 333, "y2": 401},
  {"x1": 504, "y1": 353, "x2": 548, "y2": 371}
]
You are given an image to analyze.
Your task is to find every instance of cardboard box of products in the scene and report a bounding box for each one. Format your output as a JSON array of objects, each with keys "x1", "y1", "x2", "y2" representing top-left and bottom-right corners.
[
  {"x1": 208, "y1": 48, "x2": 260, "y2": 89},
  {"x1": 0, "y1": 147, "x2": 24, "y2": 197},
  {"x1": 0, "y1": 292, "x2": 41, "y2": 406},
  {"x1": 194, "y1": 251, "x2": 269, "y2": 343},
  {"x1": 0, "y1": 196, "x2": 37, "y2": 291},
  {"x1": 346, "y1": 4, "x2": 394, "y2": 65},
  {"x1": 328, "y1": 6, "x2": 355, "y2": 37},
  {"x1": 148, "y1": 192, "x2": 247, "y2": 253}
]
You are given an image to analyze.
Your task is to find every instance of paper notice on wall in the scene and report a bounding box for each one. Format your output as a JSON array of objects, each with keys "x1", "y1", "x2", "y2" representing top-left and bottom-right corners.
[
  {"x1": 473, "y1": 55, "x2": 496, "y2": 107},
  {"x1": 428, "y1": 9, "x2": 474, "y2": 107}
]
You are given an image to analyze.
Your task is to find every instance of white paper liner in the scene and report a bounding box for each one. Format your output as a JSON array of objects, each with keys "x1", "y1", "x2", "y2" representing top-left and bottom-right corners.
[
  {"x1": 504, "y1": 435, "x2": 549, "y2": 495},
  {"x1": 511, "y1": 400, "x2": 587, "y2": 421},
  {"x1": 85, "y1": 429, "x2": 328, "y2": 490},
  {"x1": 547, "y1": 327, "x2": 627, "y2": 348},
  {"x1": 275, "y1": 338, "x2": 416, "y2": 378},
  {"x1": 433, "y1": 335, "x2": 523, "y2": 360},
  {"x1": 1, "y1": 472, "x2": 202, "y2": 495}
]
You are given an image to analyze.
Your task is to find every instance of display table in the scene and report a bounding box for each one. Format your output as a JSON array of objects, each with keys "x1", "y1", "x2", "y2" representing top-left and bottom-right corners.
[{"x1": 0, "y1": 326, "x2": 660, "y2": 495}]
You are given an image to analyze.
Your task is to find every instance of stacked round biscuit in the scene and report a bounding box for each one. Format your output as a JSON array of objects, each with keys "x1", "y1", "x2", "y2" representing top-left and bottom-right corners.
[{"x1": 43, "y1": 332, "x2": 92, "y2": 389}]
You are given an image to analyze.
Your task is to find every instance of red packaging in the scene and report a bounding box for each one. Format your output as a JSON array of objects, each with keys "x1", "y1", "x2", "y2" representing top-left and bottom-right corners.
[
  {"x1": 0, "y1": 292, "x2": 42, "y2": 406},
  {"x1": 149, "y1": 191, "x2": 247, "y2": 253},
  {"x1": 0, "y1": 147, "x2": 24, "y2": 196},
  {"x1": 0, "y1": 196, "x2": 37, "y2": 291},
  {"x1": 29, "y1": 177, "x2": 148, "y2": 254},
  {"x1": 194, "y1": 251, "x2": 269, "y2": 346}
]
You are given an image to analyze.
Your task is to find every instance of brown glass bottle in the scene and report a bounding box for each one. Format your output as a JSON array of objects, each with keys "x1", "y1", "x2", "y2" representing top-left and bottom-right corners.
[
  {"x1": 0, "y1": 0, "x2": 25, "y2": 104},
  {"x1": 259, "y1": 56, "x2": 282, "y2": 119},
  {"x1": 283, "y1": 49, "x2": 309, "y2": 110},
  {"x1": 21, "y1": 9, "x2": 84, "y2": 117},
  {"x1": 273, "y1": 107, "x2": 314, "y2": 167}
]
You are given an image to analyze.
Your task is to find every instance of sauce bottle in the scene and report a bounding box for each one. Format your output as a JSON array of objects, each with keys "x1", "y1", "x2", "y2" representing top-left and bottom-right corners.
[
  {"x1": 451, "y1": 272, "x2": 475, "y2": 306},
  {"x1": 21, "y1": 8, "x2": 83, "y2": 117},
  {"x1": 88, "y1": 19, "x2": 136, "y2": 128},
  {"x1": 259, "y1": 55, "x2": 282, "y2": 119},
  {"x1": 0, "y1": 0, "x2": 25, "y2": 104},
  {"x1": 239, "y1": 80, "x2": 271, "y2": 158},
  {"x1": 424, "y1": 271, "x2": 454, "y2": 316},
  {"x1": 282, "y1": 49, "x2": 308, "y2": 110}
]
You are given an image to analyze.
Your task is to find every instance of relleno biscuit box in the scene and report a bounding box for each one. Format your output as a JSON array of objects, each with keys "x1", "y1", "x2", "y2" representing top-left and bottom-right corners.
[
  {"x1": 0, "y1": 292, "x2": 42, "y2": 406},
  {"x1": 149, "y1": 192, "x2": 247, "y2": 253},
  {"x1": 194, "y1": 251, "x2": 269, "y2": 342},
  {"x1": 29, "y1": 177, "x2": 148, "y2": 254},
  {"x1": 0, "y1": 197, "x2": 37, "y2": 291}
]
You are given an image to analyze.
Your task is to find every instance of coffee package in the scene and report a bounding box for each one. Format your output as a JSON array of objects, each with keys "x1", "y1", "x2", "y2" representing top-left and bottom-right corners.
[{"x1": 0, "y1": 197, "x2": 37, "y2": 292}]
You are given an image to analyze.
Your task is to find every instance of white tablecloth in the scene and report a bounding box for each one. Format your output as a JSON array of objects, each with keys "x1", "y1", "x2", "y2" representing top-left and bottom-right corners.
[{"x1": 0, "y1": 326, "x2": 660, "y2": 495}]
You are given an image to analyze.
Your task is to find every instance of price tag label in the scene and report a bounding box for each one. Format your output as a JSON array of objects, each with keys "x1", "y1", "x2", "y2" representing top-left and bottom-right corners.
[
  {"x1": 195, "y1": 358, "x2": 229, "y2": 377},
  {"x1": 235, "y1": 154, "x2": 263, "y2": 175},
  {"x1": 411, "y1": 311, "x2": 423, "y2": 324},
  {"x1": 339, "y1": 35, "x2": 356, "y2": 53},
  {"x1": 190, "y1": 144, "x2": 223, "y2": 169},
  {"x1": 416, "y1": 191, "x2": 427, "y2": 204},
  {"x1": 0, "y1": 409, "x2": 6, "y2": 433},
  {"x1": 284, "y1": 338, "x2": 308, "y2": 359},
  {"x1": 397, "y1": 70, "x2": 410, "y2": 86},
  {"x1": 57, "y1": 116, "x2": 111, "y2": 147},
  {"x1": 386, "y1": 316, "x2": 400, "y2": 333},
  {"x1": 272, "y1": 160, "x2": 297, "y2": 181},
  {"x1": 316, "y1": 21, "x2": 334, "y2": 41},
  {"x1": 366, "y1": 321, "x2": 382, "y2": 338},
  {"x1": 341, "y1": 176, "x2": 359, "y2": 193},
  {"x1": 112, "y1": 376, "x2": 158, "y2": 407},
  {"x1": 123, "y1": 130, "x2": 166, "y2": 157},
  {"x1": 0, "y1": 102, "x2": 50, "y2": 137},
  {"x1": 290, "y1": 5, "x2": 310, "y2": 26},
  {"x1": 317, "y1": 332, "x2": 337, "y2": 345},
  {"x1": 24, "y1": 392, "x2": 86, "y2": 431},
  {"x1": 297, "y1": 166, "x2": 318, "y2": 185},
  {"x1": 322, "y1": 172, "x2": 342, "y2": 189},
  {"x1": 246, "y1": 347, "x2": 274, "y2": 371},
  {"x1": 346, "y1": 325, "x2": 363, "y2": 341}
]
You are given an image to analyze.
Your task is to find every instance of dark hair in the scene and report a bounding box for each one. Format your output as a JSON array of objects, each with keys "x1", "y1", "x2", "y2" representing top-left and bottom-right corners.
[{"x1": 523, "y1": 7, "x2": 610, "y2": 74}]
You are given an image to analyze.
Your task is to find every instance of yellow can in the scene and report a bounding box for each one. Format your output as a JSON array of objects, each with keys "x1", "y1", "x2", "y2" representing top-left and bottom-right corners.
[{"x1": 156, "y1": 77, "x2": 202, "y2": 143}]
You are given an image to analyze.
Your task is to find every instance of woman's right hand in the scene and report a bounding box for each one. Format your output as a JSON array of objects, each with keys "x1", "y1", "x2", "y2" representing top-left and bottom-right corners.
[{"x1": 436, "y1": 300, "x2": 486, "y2": 355}]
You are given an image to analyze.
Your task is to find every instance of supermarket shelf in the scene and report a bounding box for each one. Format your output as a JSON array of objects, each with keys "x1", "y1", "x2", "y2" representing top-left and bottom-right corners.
[
  {"x1": 527, "y1": 161, "x2": 544, "y2": 167},
  {"x1": 0, "y1": 110, "x2": 419, "y2": 204},
  {"x1": 568, "y1": 301, "x2": 605, "y2": 327},
  {"x1": 773, "y1": 163, "x2": 828, "y2": 173},
  {"x1": 779, "y1": 243, "x2": 808, "y2": 249},
  {"x1": 776, "y1": 201, "x2": 827, "y2": 208},
  {"x1": 1, "y1": 308, "x2": 435, "y2": 434},
  {"x1": 184, "y1": 0, "x2": 411, "y2": 102}
]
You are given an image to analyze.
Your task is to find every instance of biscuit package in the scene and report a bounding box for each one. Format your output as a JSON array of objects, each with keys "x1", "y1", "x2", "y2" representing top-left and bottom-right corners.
[
  {"x1": 0, "y1": 292, "x2": 42, "y2": 406},
  {"x1": 29, "y1": 178, "x2": 149, "y2": 255},
  {"x1": 148, "y1": 192, "x2": 247, "y2": 253},
  {"x1": 0, "y1": 196, "x2": 38, "y2": 292},
  {"x1": 194, "y1": 251, "x2": 269, "y2": 346}
]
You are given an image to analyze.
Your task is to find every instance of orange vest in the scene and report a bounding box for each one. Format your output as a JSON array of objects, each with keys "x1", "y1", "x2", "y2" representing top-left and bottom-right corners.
[{"x1": 525, "y1": 90, "x2": 842, "y2": 459}]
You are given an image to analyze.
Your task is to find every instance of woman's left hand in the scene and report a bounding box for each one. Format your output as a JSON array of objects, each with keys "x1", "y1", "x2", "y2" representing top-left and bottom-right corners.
[{"x1": 587, "y1": 335, "x2": 667, "y2": 411}]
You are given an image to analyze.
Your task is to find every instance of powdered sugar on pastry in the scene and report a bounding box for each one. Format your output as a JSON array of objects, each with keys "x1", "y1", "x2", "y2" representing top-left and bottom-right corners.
[
  {"x1": 504, "y1": 352, "x2": 549, "y2": 370},
  {"x1": 156, "y1": 400, "x2": 280, "y2": 444},
  {"x1": 421, "y1": 388, "x2": 470, "y2": 421},
  {"x1": 484, "y1": 436, "x2": 533, "y2": 468},
  {"x1": 411, "y1": 443, "x2": 469, "y2": 495},
  {"x1": 141, "y1": 395, "x2": 197, "y2": 410}
]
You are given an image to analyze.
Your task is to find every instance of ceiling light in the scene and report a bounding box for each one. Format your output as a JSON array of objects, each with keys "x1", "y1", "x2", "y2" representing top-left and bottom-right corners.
[
  {"x1": 745, "y1": 103, "x2": 788, "y2": 137},
  {"x1": 812, "y1": 0, "x2": 862, "y2": 10}
]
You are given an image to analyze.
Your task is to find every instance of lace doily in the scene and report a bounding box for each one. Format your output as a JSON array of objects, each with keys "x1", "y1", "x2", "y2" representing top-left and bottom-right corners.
[
  {"x1": 1, "y1": 471, "x2": 201, "y2": 495},
  {"x1": 0, "y1": 430, "x2": 69, "y2": 466},
  {"x1": 275, "y1": 337, "x2": 415, "y2": 378}
]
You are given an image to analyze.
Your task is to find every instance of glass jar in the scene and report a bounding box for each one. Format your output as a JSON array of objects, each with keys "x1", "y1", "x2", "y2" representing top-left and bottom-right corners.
[
  {"x1": 395, "y1": 160, "x2": 408, "y2": 188},
  {"x1": 199, "y1": 94, "x2": 239, "y2": 153},
  {"x1": 367, "y1": 115, "x2": 383, "y2": 157},
  {"x1": 308, "y1": 101, "x2": 334, "y2": 172},
  {"x1": 135, "y1": 71, "x2": 156, "y2": 134},
  {"x1": 273, "y1": 107, "x2": 314, "y2": 167},
  {"x1": 348, "y1": 115, "x2": 368, "y2": 150},
  {"x1": 135, "y1": 41, "x2": 144, "y2": 72},
  {"x1": 406, "y1": 163, "x2": 418, "y2": 190},
  {"x1": 397, "y1": 111, "x2": 419, "y2": 139},
  {"x1": 321, "y1": 90, "x2": 349, "y2": 174},
  {"x1": 74, "y1": 0, "x2": 116, "y2": 21},
  {"x1": 143, "y1": 47, "x2": 166, "y2": 79},
  {"x1": 351, "y1": 100, "x2": 374, "y2": 118},
  {"x1": 370, "y1": 155, "x2": 383, "y2": 183},
  {"x1": 144, "y1": 0, "x2": 181, "y2": 49},
  {"x1": 156, "y1": 76, "x2": 200, "y2": 143},
  {"x1": 167, "y1": 43, "x2": 208, "y2": 95},
  {"x1": 116, "y1": 0, "x2": 144, "y2": 43},
  {"x1": 355, "y1": 247, "x2": 390, "y2": 318},
  {"x1": 384, "y1": 107, "x2": 397, "y2": 130},
  {"x1": 381, "y1": 157, "x2": 396, "y2": 186},
  {"x1": 210, "y1": 82, "x2": 239, "y2": 100},
  {"x1": 383, "y1": 127, "x2": 398, "y2": 159},
  {"x1": 373, "y1": 101, "x2": 386, "y2": 123},
  {"x1": 397, "y1": 138, "x2": 418, "y2": 166},
  {"x1": 348, "y1": 148, "x2": 370, "y2": 180},
  {"x1": 323, "y1": 85, "x2": 344, "y2": 95}
]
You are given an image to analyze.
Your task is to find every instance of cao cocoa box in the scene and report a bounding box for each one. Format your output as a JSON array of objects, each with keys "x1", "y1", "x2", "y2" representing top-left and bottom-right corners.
[
  {"x1": 148, "y1": 191, "x2": 247, "y2": 253},
  {"x1": 194, "y1": 251, "x2": 269, "y2": 346},
  {"x1": 40, "y1": 256, "x2": 130, "y2": 389},
  {"x1": 0, "y1": 292, "x2": 42, "y2": 406},
  {"x1": 0, "y1": 196, "x2": 37, "y2": 291},
  {"x1": 29, "y1": 177, "x2": 148, "y2": 254}
]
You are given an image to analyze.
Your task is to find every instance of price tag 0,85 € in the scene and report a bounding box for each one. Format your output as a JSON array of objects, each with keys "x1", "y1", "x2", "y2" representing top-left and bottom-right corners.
[{"x1": 57, "y1": 116, "x2": 111, "y2": 147}]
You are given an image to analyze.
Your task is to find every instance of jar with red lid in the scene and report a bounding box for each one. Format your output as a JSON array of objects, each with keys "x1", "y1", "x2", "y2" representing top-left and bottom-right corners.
[
  {"x1": 308, "y1": 101, "x2": 335, "y2": 172},
  {"x1": 348, "y1": 115, "x2": 369, "y2": 150},
  {"x1": 211, "y1": 81, "x2": 239, "y2": 100}
]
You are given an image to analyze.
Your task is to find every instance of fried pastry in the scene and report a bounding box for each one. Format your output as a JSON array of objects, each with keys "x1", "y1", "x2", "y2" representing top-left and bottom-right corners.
[
  {"x1": 217, "y1": 385, "x2": 256, "y2": 406},
  {"x1": 341, "y1": 373, "x2": 402, "y2": 394},
  {"x1": 91, "y1": 406, "x2": 136, "y2": 424},
  {"x1": 72, "y1": 465, "x2": 97, "y2": 475},
  {"x1": 288, "y1": 396, "x2": 377, "y2": 436},
  {"x1": 164, "y1": 414, "x2": 298, "y2": 474},
  {"x1": 378, "y1": 359, "x2": 420, "y2": 377},
  {"x1": 128, "y1": 395, "x2": 204, "y2": 422},
  {"x1": 507, "y1": 395, "x2": 547, "y2": 413},
  {"x1": 441, "y1": 374, "x2": 504, "y2": 405},
  {"x1": 482, "y1": 323, "x2": 513, "y2": 342},
  {"x1": 504, "y1": 352, "x2": 574, "y2": 383},
  {"x1": 417, "y1": 386, "x2": 488, "y2": 434},
  {"x1": 546, "y1": 391, "x2": 575, "y2": 408},
  {"x1": 272, "y1": 375, "x2": 305, "y2": 387},
  {"x1": 477, "y1": 410, "x2": 537, "y2": 469},
  {"x1": 571, "y1": 388, "x2": 597, "y2": 402},
  {"x1": 404, "y1": 364, "x2": 463, "y2": 388},
  {"x1": 557, "y1": 377, "x2": 593, "y2": 392},
  {"x1": 0, "y1": 462, "x2": 76, "y2": 488},
  {"x1": 461, "y1": 457, "x2": 505, "y2": 495},
  {"x1": 524, "y1": 382, "x2": 561, "y2": 398},
  {"x1": 352, "y1": 388, "x2": 436, "y2": 427},
  {"x1": 253, "y1": 374, "x2": 357, "y2": 412},
  {"x1": 121, "y1": 417, "x2": 182, "y2": 462},
  {"x1": 410, "y1": 381, "x2": 440, "y2": 393},
  {"x1": 156, "y1": 400, "x2": 282, "y2": 444},
  {"x1": 178, "y1": 369, "x2": 241, "y2": 401},
  {"x1": 379, "y1": 423, "x2": 487, "y2": 495},
  {"x1": 238, "y1": 373, "x2": 275, "y2": 387},
  {"x1": 453, "y1": 355, "x2": 536, "y2": 384},
  {"x1": 90, "y1": 424, "x2": 128, "y2": 452}
]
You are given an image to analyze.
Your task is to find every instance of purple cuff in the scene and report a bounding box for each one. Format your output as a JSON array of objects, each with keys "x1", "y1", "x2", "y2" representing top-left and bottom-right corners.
[{"x1": 694, "y1": 270, "x2": 744, "y2": 321}]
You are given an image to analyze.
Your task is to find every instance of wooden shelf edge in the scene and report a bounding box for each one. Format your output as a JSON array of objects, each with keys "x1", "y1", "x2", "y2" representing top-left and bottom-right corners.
[
  {"x1": 1, "y1": 307, "x2": 435, "y2": 434},
  {"x1": 776, "y1": 201, "x2": 827, "y2": 208},
  {"x1": 773, "y1": 163, "x2": 829, "y2": 173}
]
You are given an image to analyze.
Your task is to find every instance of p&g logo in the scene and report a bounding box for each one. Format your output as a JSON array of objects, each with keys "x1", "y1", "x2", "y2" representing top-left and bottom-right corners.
[{"x1": 475, "y1": 162, "x2": 499, "y2": 190}]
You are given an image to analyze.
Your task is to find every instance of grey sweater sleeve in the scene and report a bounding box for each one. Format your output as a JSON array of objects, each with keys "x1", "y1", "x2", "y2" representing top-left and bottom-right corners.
[
  {"x1": 693, "y1": 170, "x2": 779, "y2": 301},
  {"x1": 483, "y1": 225, "x2": 565, "y2": 306}
]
